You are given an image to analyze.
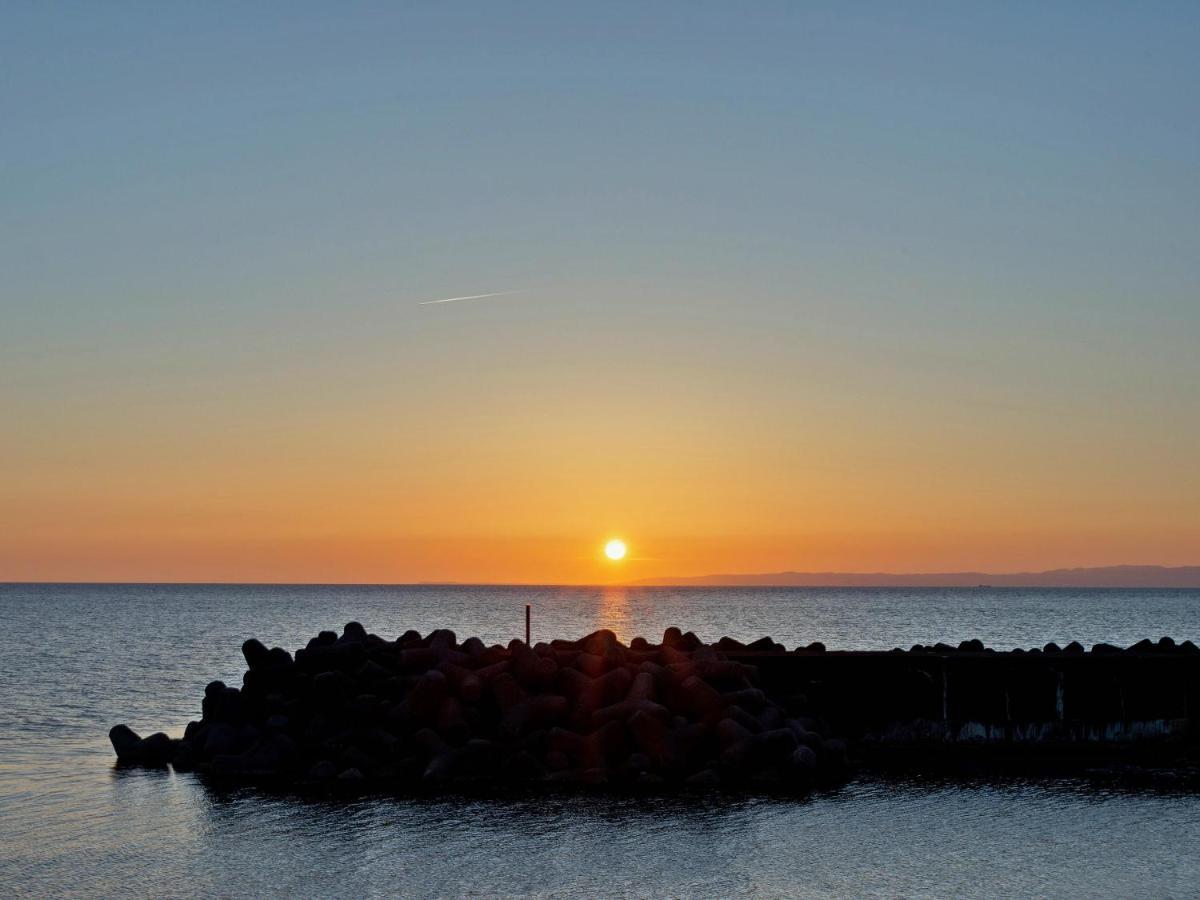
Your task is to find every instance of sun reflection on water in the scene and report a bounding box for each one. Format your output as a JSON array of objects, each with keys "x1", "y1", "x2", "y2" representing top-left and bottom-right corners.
[{"x1": 594, "y1": 585, "x2": 632, "y2": 643}]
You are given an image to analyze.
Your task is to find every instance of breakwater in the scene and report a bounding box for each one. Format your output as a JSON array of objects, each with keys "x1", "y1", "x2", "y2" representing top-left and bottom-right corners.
[
  {"x1": 732, "y1": 638, "x2": 1200, "y2": 766},
  {"x1": 110, "y1": 625, "x2": 847, "y2": 789},
  {"x1": 110, "y1": 627, "x2": 1200, "y2": 788}
]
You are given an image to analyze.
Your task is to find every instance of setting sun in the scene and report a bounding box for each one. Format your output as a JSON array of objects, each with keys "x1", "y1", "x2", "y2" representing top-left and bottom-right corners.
[{"x1": 604, "y1": 539, "x2": 627, "y2": 561}]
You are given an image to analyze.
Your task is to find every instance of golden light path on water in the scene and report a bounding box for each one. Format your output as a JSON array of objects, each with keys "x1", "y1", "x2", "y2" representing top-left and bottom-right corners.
[{"x1": 595, "y1": 585, "x2": 633, "y2": 642}]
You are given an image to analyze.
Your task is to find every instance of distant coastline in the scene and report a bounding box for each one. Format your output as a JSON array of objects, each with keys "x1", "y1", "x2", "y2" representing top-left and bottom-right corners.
[
  {"x1": 631, "y1": 565, "x2": 1200, "y2": 589},
  {"x1": 3, "y1": 565, "x2": 1200, "y2": 588}
]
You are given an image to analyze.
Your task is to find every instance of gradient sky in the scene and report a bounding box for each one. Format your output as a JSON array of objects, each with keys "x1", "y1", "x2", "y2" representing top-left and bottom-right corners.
[{"x1": 3, "y1": 3, "x2": 1198, "y2": 583}]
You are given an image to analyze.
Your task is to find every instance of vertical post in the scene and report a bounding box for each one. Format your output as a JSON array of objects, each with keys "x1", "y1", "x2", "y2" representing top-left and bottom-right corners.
[{"x1": 525, "y1": 603, "x2": 531, "y2": 646}]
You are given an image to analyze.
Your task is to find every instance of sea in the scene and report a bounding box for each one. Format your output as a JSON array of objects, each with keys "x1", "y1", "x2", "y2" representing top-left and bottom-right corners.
[{"x1": 1, "y1": 583, "x2": 1198, "y2": 898}]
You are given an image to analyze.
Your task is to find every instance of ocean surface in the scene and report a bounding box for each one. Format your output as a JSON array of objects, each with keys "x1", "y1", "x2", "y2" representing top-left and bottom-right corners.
[{"x1": 1, "y1": 583, "x2": 1198, "y2": 898}]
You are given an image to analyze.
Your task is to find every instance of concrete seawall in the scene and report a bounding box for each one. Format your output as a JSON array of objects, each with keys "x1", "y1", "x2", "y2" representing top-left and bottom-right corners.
[{"x1": 730, "y1": 651, "x2": 1200, "y2": 762}]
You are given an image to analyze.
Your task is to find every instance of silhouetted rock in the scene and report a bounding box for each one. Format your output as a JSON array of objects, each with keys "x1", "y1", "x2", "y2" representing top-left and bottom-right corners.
[
  {"x1": 461, "y1": 636, "x2": 486, "y2": 656},
  {"x1": 685, "y1": 768, "x2": 721, "y2": 786},
  {"x1": 109, "y1": 724, "x2": 141, "y2": 762},
  {"x1": 308, "y1": 760, "x2": 337, "y2": 780},
  {"x1": 242, "y1": 638, "x2": 271, "y2": 670},
  {"x1": 202, "y1": 722, "x2": 238, "y2": 757},
  {"x1": 142, "y1": 733, "x2": 176, "y2": 764},
  {"x1": 746, "y1": 636, "x2": 781, "y2": 652}
]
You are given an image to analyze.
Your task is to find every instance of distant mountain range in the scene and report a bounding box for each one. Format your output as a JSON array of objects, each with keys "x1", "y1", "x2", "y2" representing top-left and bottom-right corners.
[{"x1": 632, "y1": 565, "x2": 1200, "y2": 588}]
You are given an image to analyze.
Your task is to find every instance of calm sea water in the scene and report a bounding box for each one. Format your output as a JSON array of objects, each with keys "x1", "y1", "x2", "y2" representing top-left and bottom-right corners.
[{"x1": 1, "y1": 583, "x2": 1198, "y2": 898}]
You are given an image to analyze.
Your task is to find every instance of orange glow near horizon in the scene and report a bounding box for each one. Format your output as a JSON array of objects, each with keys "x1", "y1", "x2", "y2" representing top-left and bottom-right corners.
[
  {"x1": 3, "y1": 336, "x2": 1199, "y2": 584},
  {"x1": 3, "y1": 525, "x2": 1199, "y2": 585}
]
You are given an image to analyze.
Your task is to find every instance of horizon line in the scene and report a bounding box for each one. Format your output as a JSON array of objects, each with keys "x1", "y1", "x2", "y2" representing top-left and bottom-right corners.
[{"x1": 4, "y1": 562, "x2": 1200, "y2": 590}]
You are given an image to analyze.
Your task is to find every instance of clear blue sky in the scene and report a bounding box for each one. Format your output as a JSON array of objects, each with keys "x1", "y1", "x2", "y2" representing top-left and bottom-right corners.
[{"x1": 2, "y1": 3, "x2": 1198, "y2": 581}]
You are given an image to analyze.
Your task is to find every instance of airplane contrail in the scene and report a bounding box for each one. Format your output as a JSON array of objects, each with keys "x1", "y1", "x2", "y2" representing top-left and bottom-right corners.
[{"x1": 418, "y1": 290, "x2": 522, "y2": 305}]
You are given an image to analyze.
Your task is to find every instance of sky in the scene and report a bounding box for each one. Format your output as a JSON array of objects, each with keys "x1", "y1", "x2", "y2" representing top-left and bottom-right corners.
[{"x1": 2, "y1": 2, "x2": 1198, "y2": 583}]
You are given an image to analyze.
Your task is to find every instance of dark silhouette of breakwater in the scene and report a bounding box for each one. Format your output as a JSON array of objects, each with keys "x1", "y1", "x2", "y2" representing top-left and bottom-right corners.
[
  {"x1": 110, "y1": 627, "x2": 1200, "y2": 788},
  {"x1": 732, "y1": 637, "x2": 1200, "y2": 769},
  {"x1": 110, "y1": 625, "x2": 848, "y2": 789}
]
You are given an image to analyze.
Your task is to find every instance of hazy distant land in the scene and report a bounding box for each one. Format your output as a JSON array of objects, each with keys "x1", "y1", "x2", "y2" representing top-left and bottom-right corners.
[{"x1": 632, "y1": 565, "x2": 1200, "y2": 588}]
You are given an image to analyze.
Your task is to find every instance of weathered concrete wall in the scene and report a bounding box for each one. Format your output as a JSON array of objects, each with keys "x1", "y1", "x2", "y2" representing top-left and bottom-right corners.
[{"x1": 729, "y1": 651, "x2": 1200, "y2": 756}]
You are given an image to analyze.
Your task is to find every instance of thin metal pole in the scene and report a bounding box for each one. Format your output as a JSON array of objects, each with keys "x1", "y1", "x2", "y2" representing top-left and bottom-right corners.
[{"x1": 525, "y1": 603, "x2": 531, "y2": 646}]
